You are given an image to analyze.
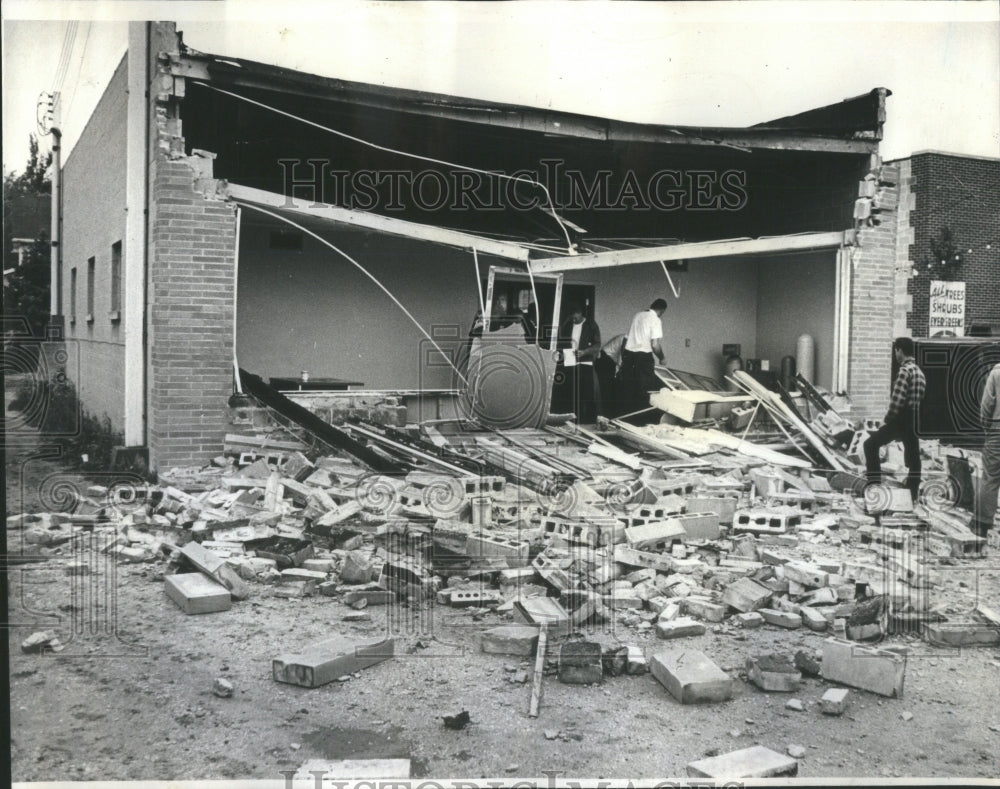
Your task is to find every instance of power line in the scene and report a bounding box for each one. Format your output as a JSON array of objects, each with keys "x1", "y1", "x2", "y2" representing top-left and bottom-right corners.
[
  {"x1": 52, "y1": 20, "x2": 79, "y2": 96},
  {"x1": 64, "y1": 22, "x2": 92, "y2": 122}
]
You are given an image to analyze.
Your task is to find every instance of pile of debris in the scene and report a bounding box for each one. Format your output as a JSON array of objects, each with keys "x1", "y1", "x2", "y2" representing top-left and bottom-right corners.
[{"x1": 12, "y1": 376, "x2": 999, "y2": 732}]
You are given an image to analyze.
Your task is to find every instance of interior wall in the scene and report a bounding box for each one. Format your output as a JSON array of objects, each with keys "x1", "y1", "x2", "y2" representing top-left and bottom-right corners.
[
  {"x1": 237, "y1": 223, "x2": 490, "y2": 390},
  {"x1": 572, "y1": 260, "x2": 760, "y2": 383},
  {"x1": 755, "y1": 250, "x2": 837, "y2": 389},
  {"x1": 236, "y1": 222, "x2": 762, "y2": 390}
]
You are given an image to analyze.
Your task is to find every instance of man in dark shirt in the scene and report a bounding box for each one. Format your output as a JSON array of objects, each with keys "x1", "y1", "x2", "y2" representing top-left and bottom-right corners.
[{"x1": 864, "y1": 337, "x2": 927, "y2": 504}]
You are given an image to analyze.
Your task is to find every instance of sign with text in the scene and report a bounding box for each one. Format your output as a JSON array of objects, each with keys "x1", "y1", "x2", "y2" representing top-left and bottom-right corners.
[{"x1": 928, "y1": 280, "x2": 966, "y2": 337}]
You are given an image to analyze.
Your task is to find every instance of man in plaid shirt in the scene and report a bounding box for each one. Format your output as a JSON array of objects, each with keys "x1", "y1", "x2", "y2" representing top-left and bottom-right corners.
[{"x1": 864, "y1": 337, "x2": 927, "y2": 504}]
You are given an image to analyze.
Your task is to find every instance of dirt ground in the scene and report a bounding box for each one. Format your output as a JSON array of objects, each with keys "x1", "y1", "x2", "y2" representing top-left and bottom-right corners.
[{"x1": 6, "y1": 389, "x2": 1000, "y2": 783}]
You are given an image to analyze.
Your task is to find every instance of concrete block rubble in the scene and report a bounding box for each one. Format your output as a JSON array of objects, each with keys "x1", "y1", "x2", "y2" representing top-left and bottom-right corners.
[{"x1": 11, "y1": 379, "x2": 999, "y2": 776}]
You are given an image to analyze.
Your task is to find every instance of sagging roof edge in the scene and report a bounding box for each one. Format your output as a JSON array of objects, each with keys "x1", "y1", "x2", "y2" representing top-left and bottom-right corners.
[
  {"x1": 167, "y1": 41, "x2": 884, "y2": 155},
  {"x1": 225, "y1": 183, "x2": 853, "y2": 272}
]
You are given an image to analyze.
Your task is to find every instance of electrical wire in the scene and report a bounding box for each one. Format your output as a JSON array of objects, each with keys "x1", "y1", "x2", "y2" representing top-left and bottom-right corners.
[
  {"x1": 63, "y1": 22, "x2": 92, "y2": 122},
  {"x1": 192, "y1": 80, "x2": 575, "y2": 253},
  {"x1": 235, "y1": 200, "x2": 468, "y2": 385},
  {"x1": 52, "y1": 21, "x2": 79, "y2": 96}
]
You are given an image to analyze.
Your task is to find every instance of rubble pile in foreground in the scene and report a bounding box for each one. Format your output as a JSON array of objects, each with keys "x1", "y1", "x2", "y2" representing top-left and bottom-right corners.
[{"x1": 9, "y1": 382, "x2": 1000, "y2": 779}]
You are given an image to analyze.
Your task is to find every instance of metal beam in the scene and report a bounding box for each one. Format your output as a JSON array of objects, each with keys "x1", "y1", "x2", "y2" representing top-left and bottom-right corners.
[
  {"x1": 225, "y1": 183, "x2": 532, "y2": 262},
  {"x1": 530, "y1": 231, "x2": 849, "y2": 273}
]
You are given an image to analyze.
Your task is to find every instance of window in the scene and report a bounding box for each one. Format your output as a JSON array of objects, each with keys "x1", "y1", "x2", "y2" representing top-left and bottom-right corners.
[
  {"x1": 110, "y1": 241, "x2": 122, "y2": 320},
  {"x1": 70, "y1": 267, "x2": 77, "y2": 323},
  {"x1": 86, "y1": 257, "x2": 95, "y2": 322}
]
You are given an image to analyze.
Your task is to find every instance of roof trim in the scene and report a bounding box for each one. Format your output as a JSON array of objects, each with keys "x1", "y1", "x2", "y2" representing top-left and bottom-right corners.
[{"x1": 169, "y1": 52, "x2": 882, "y2": 155}]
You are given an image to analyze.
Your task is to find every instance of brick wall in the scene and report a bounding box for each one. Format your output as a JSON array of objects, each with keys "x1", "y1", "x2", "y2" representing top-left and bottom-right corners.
[
  {"x1": 60, "y1": 54, "x2": 129, "y2": 429},
  {"x1": 147, "y1": 157, "x2": 236, "y2": 471},
  {"x1": 905, "y1": 153, "x2": 1000, "y2": 336},
  {"x1": 846, "y1": 161, "x2": 900, "y2": 419}
]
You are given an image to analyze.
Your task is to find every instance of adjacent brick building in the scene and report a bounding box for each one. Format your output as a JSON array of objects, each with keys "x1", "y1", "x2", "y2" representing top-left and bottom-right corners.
[{"x1": 891, "y1": 151, "x2": 1000, "y2": 338}]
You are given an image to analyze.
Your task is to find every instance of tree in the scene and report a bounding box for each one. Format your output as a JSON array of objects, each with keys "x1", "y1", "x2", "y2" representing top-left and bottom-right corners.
[{"x1": 4, "y1": 134, "x2": 53, "y2": 341}]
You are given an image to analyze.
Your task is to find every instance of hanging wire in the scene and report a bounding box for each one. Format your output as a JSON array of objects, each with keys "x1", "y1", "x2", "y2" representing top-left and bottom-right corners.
[
  {"x1": 193, "y1": 80, "x2": 575, "y2": 253},
  {"x1": 236, "y1": 201, "x2": 468, "y2": 385}
]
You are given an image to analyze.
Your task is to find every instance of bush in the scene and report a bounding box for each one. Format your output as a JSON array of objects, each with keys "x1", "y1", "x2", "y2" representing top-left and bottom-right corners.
[{"x1": 10, "y1": 373, "x2": 123, "y2": 469}]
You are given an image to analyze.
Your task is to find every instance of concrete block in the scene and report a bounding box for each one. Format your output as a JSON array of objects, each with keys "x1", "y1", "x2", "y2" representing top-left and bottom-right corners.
[
  {"x1": 532, "y1": 551, "x2": 572, "y2": 591},
  {"x1": 301, "y1": 558, "x2": 337, "y2": 573},
  {"x1": 624, "y1": 519, "x2": 687, "y2": 551},
  {"x1": 541, "y1": 517, "x2": 600, "y2": 548},
  {"x1": 165, "y1": 573, "x2": 232, "y2": 615},
  {"x1": 674, "y1": 512, "x2": 722, "y2": 541},
  {"x1": 820, "y1": 687, "x2": 850, "y2": 715},
  {"x1": 732, "y1": 509, "x2": 802, "y2": 535},
  {"x1": 466, "y1": 533, "x2": 531, "y2": 566},
  {"x1": 612, "y1": 544, "x2": 673, "y2": 572},
  {"x1": 682, "y1": 597, "x2": 727, "y2": 622},
  {"x1": 646, "y1": 595, "x2": 672, "y2": 615},
  {"x1": 449, "y1": 588, "x2": 503, "y2": 607},
  {"x1": 650, "y1": 648, "x2": 734, "y2": 703},
  {"x1": 341, "y1": 588, "x2": 395, "y2": 606},
  {"x1": 603, "y1": 590, "x2": 643, "y2": 609},
  {"x1": 746, "y1": 654, "x2": 802, "y2": 692},
  {"x1": 626, "y1": 645, "x2": 648, "y2": 675},
  {"x1": 799, "y1": 606, "x2": 829, "y2": 632},
  {"x1": 722, "y1": 577, "x2": 773, "y2": 613},
  {"x1": 281, "y1": 568, "x2": 329, "y2": 582},
  {"x1": 759, "y1": 609, "x2": 801, "y2": 629},
  {"x1": 800, "y1": 587, "x2": 838, "y2": 606},
  {"x1": 656, "y1": 617, "x2": 706, "y2": 639},
  {"x1": 273, "y1": 635, "x2": 394, "y2": 688},
  {"x1": 180, "y1": 541, "x2": 251, "y2": 600},
  {"x1": 924, "y1": 622, "x2": 1000, "y2": 647},
  {"x1": 481, "y1": 625, "x2": 540, "y2": 656},
  {"x1": 558, "y1": 641, "x2": 603, "y2": 684},
  {"x1": 513, "y1": 596, "x2": 571, "y2": 635},
  {"x1": 846, "y1": 622, "x2": 883, "y2": 641},
  {"x1": 820, "y1": 637, "x2": 905, "y2": 698},
  {"x1": 736, "y1": 611, "x2": 765, "y2": 628},
  {"x1": 782, "y1": 560, "x2": 829, "y2": 588},
  {"x1": 499, "y1": 566, "x2": 538, "y2": 586},
  {"x1": 625, "y1": 567, "x2": 656, "y2": 585},
  {"x1": 684, "y1": 496, "x2": 738, "y2": 525}
]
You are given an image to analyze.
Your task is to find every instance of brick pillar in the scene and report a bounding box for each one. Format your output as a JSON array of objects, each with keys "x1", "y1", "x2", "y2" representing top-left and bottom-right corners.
[
  {"x1": 147, "y1": 158, "x2": 236, "y2": 471},
  {"x1": 892, "y1": 159, "x2": 915, "y2": 337},
  {"x1": 846, "y1": 162, "x2": 899, "y2": 420}
]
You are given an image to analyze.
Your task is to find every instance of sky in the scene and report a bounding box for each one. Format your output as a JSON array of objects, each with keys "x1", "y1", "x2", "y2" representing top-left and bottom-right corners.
[{"x1": 2, "y1": 1, "x2": 999, "y2": 175}]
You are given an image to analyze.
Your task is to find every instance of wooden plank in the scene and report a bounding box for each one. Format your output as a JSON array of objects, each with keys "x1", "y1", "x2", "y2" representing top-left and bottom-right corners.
[
  {"x1": 528, "y1": 626, "x2": 548, "y2": 718},
  {"x1": 531, "y1": 231, "x2": 847, "y2": 273},
  {"x1": 732, "y1": 371, "x2": 846, "y2": 470},
  {"x1": 224, "y1": 433, "x2": 308, "y2": 452}
]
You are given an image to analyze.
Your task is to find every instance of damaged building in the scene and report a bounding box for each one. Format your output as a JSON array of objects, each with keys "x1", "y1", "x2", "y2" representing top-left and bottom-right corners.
[
  {"x1": 12, "y1": 19, "x2": 1000, "y2": 784},
  {"x1": 56, "y1": 22, "x2": 902, "y2": 472}
]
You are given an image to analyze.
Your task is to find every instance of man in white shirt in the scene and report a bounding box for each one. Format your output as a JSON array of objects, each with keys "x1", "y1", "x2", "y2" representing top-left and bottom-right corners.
[{"x1": 617, "y1": 298, "x2": 667, "y2": 421}]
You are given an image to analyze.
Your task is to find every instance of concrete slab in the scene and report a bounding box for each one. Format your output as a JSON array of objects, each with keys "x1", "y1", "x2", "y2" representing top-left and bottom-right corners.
[
  {"x1": 686, "y1": 745, "x2": 798, "y2": 778},
  {"x1": 651, "y1": 648, "x2": 734, "y2": 704},
  {"x1": 164, "y1": 573, "x2": 232, "y2": 615}
]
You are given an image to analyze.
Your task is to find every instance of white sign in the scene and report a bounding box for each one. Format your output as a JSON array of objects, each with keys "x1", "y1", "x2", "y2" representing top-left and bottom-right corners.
[{"x1": 928, "y1": 280, "x2": 966, "y2": 337}]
